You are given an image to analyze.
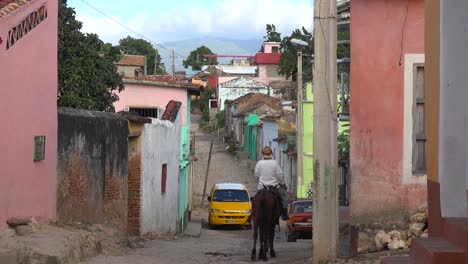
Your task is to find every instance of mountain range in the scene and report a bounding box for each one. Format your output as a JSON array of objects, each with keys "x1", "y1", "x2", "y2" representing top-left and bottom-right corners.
[{"x1": 157, "y1": 37, "x2": 263, "y2": 75}]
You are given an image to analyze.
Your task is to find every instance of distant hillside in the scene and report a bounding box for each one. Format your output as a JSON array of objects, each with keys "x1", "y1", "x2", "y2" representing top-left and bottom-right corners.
[{"x1": 158, "y1": 37, "x2": 262, "y2": 75}]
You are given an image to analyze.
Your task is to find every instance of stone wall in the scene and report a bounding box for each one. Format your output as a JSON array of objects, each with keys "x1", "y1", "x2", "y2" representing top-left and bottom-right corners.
[{"x1": 57, "y1": 108, "x2": 129, "y2": 231}]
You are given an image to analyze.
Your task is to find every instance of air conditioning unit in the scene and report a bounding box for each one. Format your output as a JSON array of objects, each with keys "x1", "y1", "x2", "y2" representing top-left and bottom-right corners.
[{"x1": 123, "y1": 106, "x2": 130, "y2": 111}]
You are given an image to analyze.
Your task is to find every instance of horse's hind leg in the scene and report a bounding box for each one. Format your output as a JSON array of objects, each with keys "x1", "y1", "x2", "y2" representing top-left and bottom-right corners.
[
  {"x1": 269, "y1": 226, "x2": 276, "y2": 258},
  {"x1": 251, "y1": 224, "x2": 258, "y2": 261}
]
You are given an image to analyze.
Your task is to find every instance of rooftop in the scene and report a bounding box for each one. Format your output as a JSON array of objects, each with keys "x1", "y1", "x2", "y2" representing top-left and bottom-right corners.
[
  {"x1": 123, "y1": 77, "x2": 201, "y2": 95},
  {"x1": 255, "y1": 53, "x2": 281, "y2": 65},
  {"x1": 214, "y1": 183, "x2": 247, "y2": 190},
  {"x1": 116, "y1": 55, "x2": 145, "y2": 67}
]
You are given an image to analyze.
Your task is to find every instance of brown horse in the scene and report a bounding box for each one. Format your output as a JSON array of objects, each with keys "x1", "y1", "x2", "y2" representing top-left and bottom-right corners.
[{"x1": 251, "y1": 186, "x2": 281, "y2": 261}]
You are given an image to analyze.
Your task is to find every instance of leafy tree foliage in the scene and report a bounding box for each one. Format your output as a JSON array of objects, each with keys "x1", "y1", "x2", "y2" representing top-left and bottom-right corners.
[
  {"x1": 183, "y1": 46, "x2": 218, "y2": 71},
  {"x1": 278, "y1": 27, "x2": 314, "y2": 83},
  {"x1": 58, "y1": 0, "x2": 124, "y2": 111},
  {"x1": 259, "y1": 24, "x2": 282, "y2": 52},
  {"x1": 118, "y1": 36, "x2": 163, "y2": 74}
]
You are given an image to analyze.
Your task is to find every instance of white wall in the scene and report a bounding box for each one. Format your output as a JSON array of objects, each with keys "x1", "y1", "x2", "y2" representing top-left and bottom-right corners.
[
  {"x1": 218, "y1": 87, "x2": 270, "y2": 110},
  {"x1": 141, "y1": 116, "x2": 181, "y2": 234},
  {"x1": 439, "y1": 0, "x2": 468, "y2": 218}
]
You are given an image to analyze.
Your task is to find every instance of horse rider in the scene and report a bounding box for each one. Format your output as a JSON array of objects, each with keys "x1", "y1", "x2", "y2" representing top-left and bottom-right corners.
[{"x1": 254, "y1": 146, "x2": 290, "y2": 221}]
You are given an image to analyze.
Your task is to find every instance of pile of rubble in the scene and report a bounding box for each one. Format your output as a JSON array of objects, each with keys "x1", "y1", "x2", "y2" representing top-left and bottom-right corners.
[
  {"x1": 358, "y1": 202, "x2": 428, "y2": 254},
  {"x1": 0, "y1": 217, "x2": 102, "y2": 264}
]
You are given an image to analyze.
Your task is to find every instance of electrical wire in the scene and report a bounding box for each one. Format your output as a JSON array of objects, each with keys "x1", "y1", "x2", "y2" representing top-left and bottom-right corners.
[{"x1": 78, "y1": 0, "x2": 187, "y2": 60}]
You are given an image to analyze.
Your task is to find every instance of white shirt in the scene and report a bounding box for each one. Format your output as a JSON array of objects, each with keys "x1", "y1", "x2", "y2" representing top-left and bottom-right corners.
[{"x1": 254, "y1": 159, "x2": 284, "y2": 190}]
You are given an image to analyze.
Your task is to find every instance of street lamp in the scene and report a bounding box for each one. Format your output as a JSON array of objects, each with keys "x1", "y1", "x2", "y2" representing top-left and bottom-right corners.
[{"x1": 290, "y1": 38, "x2": 308, "y2": 195}]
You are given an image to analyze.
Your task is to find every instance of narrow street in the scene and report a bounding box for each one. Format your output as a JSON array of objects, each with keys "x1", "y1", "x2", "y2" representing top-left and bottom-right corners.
[{"x1": 79, "y1": 113, "x2": 312, "y2": 263}]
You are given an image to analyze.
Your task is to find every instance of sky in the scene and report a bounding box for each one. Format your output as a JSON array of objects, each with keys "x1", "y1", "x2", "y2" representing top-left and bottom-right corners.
[{"x1": 68, "y1": 0, "x2": 314, "y2": 44}]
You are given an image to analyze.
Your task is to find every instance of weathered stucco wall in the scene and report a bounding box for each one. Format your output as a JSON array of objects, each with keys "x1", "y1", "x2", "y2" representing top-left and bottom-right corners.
[
  {"x1": 439, "y1": 0, "x2": 468, "y2": 218},
  {"x1": 57, "y1": 108, "x2": 129, "y2": 231},
  {"x1": 0, "y1": 0, "x2": 58, "y2": 230},
  {"x1": 218, "y1": 88, "x2": 270, "y2": 111},
  {"x1": 141, "y1": 117, "x2": 181, "y2": 234},
  {"x1": 262, "y1": 121, "x2": 279, "y2": 160},
  {"x1": 350, "y1": 0, "x2": 426, "y2": 225}
]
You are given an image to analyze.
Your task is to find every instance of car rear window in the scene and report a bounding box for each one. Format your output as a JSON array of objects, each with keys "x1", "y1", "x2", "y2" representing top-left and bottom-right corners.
[
  {"x1": 293, "y1": 202, "x2": 313, "y2": 213},
  {"x1": 213, "y1": 190, "x2": 249, "y2": 202}
]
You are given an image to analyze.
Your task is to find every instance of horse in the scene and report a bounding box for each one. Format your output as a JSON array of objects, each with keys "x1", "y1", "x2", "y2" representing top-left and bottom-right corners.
[{"x1": 251, "y1": 186, "x2": 281, "y2": 261}]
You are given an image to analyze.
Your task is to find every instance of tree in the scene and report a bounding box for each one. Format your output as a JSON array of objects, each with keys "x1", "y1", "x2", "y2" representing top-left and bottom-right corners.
[
  {"x1": 58, "y1": 0, "x2": 124, "y2": 111},
  {"x1": 183, "y1": 46, "x2": 217, "y2": 71},
  {"x1": 260, "y1": 24, "x2": 282, "y2": 52},
  {"x1": 278, "y1": 27, "x2": 314, "y2": 83},
  {"x1": 118, "y1": 36, "x2": 163, "y2": 75}
]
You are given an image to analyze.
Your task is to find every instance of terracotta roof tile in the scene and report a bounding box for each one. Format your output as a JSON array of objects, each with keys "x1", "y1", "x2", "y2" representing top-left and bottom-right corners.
[
  {"x1": 162, "y1": 100, "x2": 182, "y2": 123},
  {"x1": 116, "y1": 55, "x2": 145, "y2": 67},
  {"x1": 0, "y1": 0, "x2": 32, "y2": 18}
]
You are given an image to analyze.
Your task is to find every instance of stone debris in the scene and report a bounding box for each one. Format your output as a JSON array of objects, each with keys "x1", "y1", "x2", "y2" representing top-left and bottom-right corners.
[
  {"x1": 6, "y1": 217, "x2": 31, "y2": 227},
  {"x1": 357, "y1": 201, "x2": 428, "y2": 254}
]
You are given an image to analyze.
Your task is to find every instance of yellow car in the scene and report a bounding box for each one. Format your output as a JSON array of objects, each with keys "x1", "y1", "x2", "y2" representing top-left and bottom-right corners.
[{"x1": 207, "y1": 183, "x2": 252, "y2": 227}]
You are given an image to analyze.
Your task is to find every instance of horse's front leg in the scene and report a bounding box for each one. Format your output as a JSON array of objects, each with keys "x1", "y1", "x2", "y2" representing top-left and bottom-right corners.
[{"x1": 251, "y1": 224, "x2": 258, "y2": 261}]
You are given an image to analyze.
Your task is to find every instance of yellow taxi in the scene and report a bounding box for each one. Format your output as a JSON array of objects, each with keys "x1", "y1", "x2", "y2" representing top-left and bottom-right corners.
[{"x1": 207, "y1": 183, "x2": 252, "y2": 227}]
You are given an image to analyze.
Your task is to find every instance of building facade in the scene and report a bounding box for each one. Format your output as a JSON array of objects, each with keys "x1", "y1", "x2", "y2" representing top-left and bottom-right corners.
[
  {"x1": 0, "y1": 0, "x2": 58, "y2": 230},
  {"x1": 350, "y1": 0, "x2": 426, "y2": 226}
]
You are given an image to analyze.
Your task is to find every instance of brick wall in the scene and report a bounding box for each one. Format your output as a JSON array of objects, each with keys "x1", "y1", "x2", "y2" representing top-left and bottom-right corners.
[
  {"x1": 127, "y1": 154, "x2": 142, "y2": 236},
  {"x1": 57, "y1": 108, "x2": 129, "y2": 231}
]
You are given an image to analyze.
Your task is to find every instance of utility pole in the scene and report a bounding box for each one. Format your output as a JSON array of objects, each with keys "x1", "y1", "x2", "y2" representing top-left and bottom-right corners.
[
  {"x1": 296, "y1": 51, "x2": 303, "y2": 193},
  {"x1": 312, "y1": 0, "x2": 338, "y2": 262},
  {"x1": 172, "y1": 49, "x2": 175, "y2": 81}
]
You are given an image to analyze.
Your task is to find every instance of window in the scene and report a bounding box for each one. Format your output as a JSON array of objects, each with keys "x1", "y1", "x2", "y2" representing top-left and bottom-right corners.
[
  {"x1": 271, "y1": 46, "x2": 279, "y2": 53},
  {"x1": 161, "y1": 164, "x2": 167, "y2": 193},
  {"x1": 129, "y1": 107, "x2": 159, "y2": 118},
  {"x1": 212, "y1": 190, "x2": 249, "y2": 202},
  {"x1": 412, "y1": 65, "x2": 426, "y2": 175},
  {"x1": 34, "y1": 136, "x2": 46, "y2": 161}
]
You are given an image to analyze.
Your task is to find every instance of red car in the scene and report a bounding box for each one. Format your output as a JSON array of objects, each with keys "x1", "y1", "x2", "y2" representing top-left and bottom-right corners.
[{"x1": 286, "y1": 200, "x2": 313, "y2": 242}]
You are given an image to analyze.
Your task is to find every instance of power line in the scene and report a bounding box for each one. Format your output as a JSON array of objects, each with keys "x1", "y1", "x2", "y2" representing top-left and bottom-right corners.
[{"x1": 78, "y1": 0, "x2": 187, "y2": 59}]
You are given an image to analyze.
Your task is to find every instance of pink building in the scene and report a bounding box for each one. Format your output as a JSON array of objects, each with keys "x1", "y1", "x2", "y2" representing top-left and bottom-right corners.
[
  {"x1": 254, "y1": 42, "x2": 288, "y2": 86},
  {"x1": 114, "y1": 78, "x2": 199, "y2": 125},
  {"x1": 0, "y1": 0, "x2": 58, "y2": 230},
  {"x1": 350, "y1": 0, "x2": 426, "y2": 227}
]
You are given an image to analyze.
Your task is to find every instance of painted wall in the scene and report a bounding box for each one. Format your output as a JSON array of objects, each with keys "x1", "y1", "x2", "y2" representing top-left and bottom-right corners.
[
  {"x1": 0, "y1": 0, "x2": 58, "y2": 230},
  {"x1": 299, "y1": 84, "x2": 314, "y2": 199},
  {"x1": 262, "y1": 121, "x2": 280, "y2": 160},
  {"x1": 57, "y1": 108, "x2": 129, "y2": 231},
  {"x1": 439, "y1": 0, "x2": 468, "y2": 218},
  {"x1": 263, "y1": 42, "x2": 280, "y2": 53},
  {"x1": 178, "y1": 95, "x2": 191, "y2": 232},
  {"x1": 141, "y1": 118, "x2": 181, "y2": 234},
  {"x1": 350, "y1": 0, "x2": 426, "y2": 225},
  {"x1": 255, "y1": 65, "x2": 285, "y2": 86},
  {"x1": 114, "y1": 81, "x2": 189, "y2": 126}
]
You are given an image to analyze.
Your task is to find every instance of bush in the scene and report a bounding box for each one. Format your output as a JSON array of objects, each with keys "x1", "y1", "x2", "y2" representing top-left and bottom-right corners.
[{"x1": 216, "y1": 110, "x2": 226, "y2": 128}]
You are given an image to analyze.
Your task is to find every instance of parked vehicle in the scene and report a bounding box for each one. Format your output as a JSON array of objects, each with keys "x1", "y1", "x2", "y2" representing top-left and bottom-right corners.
[
  {"x1": 286, "y1": 200, "x2": 313, "y2": 242},
  {"x1": 207, "y1": 183, "x2": 252, "y2": 228}
]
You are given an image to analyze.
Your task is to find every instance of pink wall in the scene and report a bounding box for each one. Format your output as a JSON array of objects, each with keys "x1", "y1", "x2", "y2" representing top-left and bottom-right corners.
[
  {"x1": 0, "y1": 0, "x2": 58, "y2": 230},
  {"x1": 114, "y1": 81, "x2": 189, "y2": 125},
  {"x1": 255, "y1": 65, "x2": 286, "y2": 85},
  {"x1": 263, "y1": 42, "x2": 280, "y2": 53},
  {"x1": 350, "y1": 0, "x2": 426, "y2": 224}
]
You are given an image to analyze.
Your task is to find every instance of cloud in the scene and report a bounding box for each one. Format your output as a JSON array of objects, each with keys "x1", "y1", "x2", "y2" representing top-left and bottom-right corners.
[{"x1": 75, "y1": 0, "x2": 313, "y2": 43}]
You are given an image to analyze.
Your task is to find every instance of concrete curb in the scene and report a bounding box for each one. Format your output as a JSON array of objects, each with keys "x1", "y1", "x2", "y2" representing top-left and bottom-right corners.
[{"x1": 183, "y1": 217, "x2": 203, "y2": 238}]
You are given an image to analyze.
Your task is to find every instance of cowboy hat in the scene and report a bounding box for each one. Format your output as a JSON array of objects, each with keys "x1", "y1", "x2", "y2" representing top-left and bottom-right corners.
[{"x1": 262, "y1": 146, "x2": 273, "y2": 159}]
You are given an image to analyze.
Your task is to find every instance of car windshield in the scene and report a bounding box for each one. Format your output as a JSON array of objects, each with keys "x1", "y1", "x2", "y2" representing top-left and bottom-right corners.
[
  {"x1": 293, "y1": 202, "x2": 313, "y2": 213},
  {"x1": 213, "y1": 189, "x2": 249, "y2": 202}
]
